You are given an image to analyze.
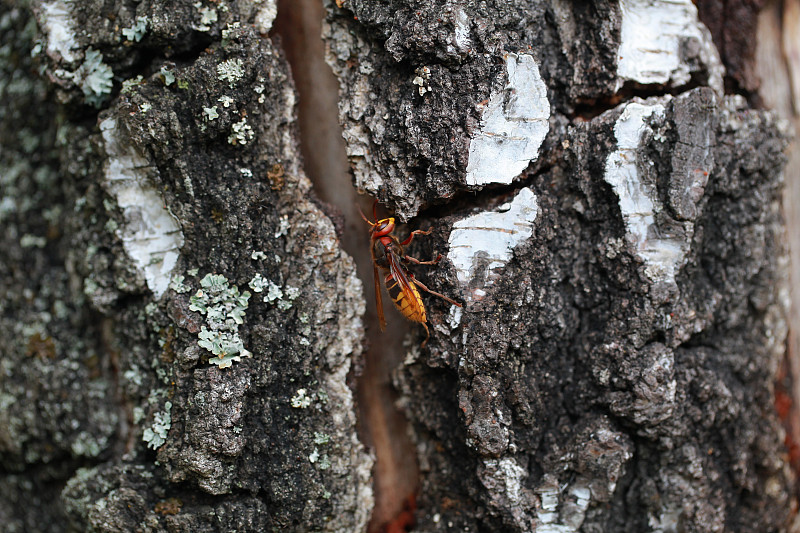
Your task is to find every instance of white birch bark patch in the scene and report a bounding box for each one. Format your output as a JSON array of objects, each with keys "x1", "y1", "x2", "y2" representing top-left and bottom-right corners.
[
  {"x1": 604, "y1": 101, "x2": 686, "y2": 285},
  {"x1": 465, "y1": 53, "x2": 550, "y2": 187},
  {"x1": 617, "y1": 0, "x2": 724, "y2": 93},
  {"x1": 447, "y1": 187, "x2": 539, "y2": 300},
  {"x1": 100, "y1": 117, "x2": 184, "y2": 298}
]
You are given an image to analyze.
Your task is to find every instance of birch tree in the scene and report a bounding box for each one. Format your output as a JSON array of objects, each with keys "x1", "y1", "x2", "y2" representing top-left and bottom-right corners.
[{"x1": 0, "y1": 0, "x2": 795, "y2": 532}]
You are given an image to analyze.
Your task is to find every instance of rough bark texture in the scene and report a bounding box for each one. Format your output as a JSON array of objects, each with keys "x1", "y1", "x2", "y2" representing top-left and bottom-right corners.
[
  {"x1": 392, "y1": 90, "x2": 793, "y2": 532},
  {"x1": 0, "y1": 0, "x2": 796, "y2": 532},
  {"x1": 323, "y1": 0, "x2": 723, "y2": 220},
  {"x1": 2, "y1": 1, "x2": 371, "y2": 532},
  {"x1": 324, "y1": 0, "x2": 795, "y2": 531}
]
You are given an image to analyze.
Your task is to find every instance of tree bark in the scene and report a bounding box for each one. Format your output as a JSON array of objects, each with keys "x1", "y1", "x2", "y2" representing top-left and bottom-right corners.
[{"x1": 0, "y1": 0, "x2": 795, "y2": 532}]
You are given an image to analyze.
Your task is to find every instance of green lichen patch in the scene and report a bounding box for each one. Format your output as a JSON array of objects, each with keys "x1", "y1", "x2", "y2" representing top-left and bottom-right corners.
[
  {"x1": 263, "y1": 279, "x2": 282, "y2": 302},
  {"x1": 196, "y1": 5, "x2": 218, "y2": 32},
  {"x1": 290, "y1": 388, "x2": 313, "y2": 408},
  {"x1": 218, "y1": 94, "x2": 234, "y2": 108},
  {"x1": 249, "y1": 271, "x2": 301, "y2": 311},
  {"x1": 248, "y1": 272, "x2": 269, "y2": 293},
  {"x1": 290, "y1": 386, "x2": 330, "y2": 410},
  {"x1": 188, "y1": 273, "x2": 251, "y2": 368},
  {"x1": 313, "y1": 431, "x2": 330, "y2": 445},
  {"x1": 121, "y1": 75, "x2": 144, "y2": 95},
  {"x1": 160, "y1": 66, "x2": 176, "y2": 86},
  {"x1": 169, "y1": 274, "x2": 190, "y2": 294},
  {"x1": 121, "y1": 16, "x2": 149, "y2": 42},
  {"x1": 221, "y1": 21, "x2": 243, "y2": 42},
  {"x1": 203, "y1": 105, "x2": 219, "y2": 121},
  {"x1": 142, "y1": 401, "x2": 172, "y2": 449},
  {"x1": 216, "y1": 58, "x2": 245, "y2": 88},
  {"x1": 228, "y1": 117, "x2": 254, "y2": 145},
  {"x1": 77, "y1": 48, "x2": 114, "y2": 108}
]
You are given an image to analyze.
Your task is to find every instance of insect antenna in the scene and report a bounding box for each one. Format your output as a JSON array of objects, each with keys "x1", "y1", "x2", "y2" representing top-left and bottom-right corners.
[{"x1": 357, "y1": 204, "x2": 376, "y2": 226}]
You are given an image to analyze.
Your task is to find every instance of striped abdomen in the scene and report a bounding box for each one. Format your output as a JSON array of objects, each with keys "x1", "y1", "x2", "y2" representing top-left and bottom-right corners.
[{"x1": 385, "y1": 273, "x2": 426, "y2": 324}]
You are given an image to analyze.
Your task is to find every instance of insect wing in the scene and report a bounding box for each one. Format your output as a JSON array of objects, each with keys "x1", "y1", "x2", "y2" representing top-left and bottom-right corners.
[
  {"x1": 374, "y1": 263, "x2": 386, "y2": 331},
  {"x1": 387, "y1": 250, "x2": 425, "y2": 320}
]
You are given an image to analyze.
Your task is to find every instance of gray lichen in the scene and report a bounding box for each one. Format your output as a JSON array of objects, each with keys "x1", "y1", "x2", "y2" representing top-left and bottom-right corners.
[
  {"x1": 121, "y1": 15, "x2": 148, "y2": 42},
  {"x1": 77, "y1": 48, "x2": 113, "y2": 108},
  {"x1": 142, "y1": 401, "x2": 172, "y2": 449},
  {"x1": 216, "y1": 58, "x2": 245, "y2": 87},
  {"x1": 4, "y1": 2, "x2": 372, "y2": 531},
  {"x1": 188, "y1": 273, "x2": 252, "y2": 367}
]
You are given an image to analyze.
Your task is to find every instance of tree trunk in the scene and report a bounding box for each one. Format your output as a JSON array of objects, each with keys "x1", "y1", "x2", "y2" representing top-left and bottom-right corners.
[{"x1": 0, "y1": 0, "x2": 796, "y2": 532}]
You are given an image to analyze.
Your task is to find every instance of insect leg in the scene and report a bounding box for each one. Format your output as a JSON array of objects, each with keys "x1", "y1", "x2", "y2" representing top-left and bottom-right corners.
[
  {"x1": 399, "y1": 228, "x2": 433, "y2": 246},
  {"x1": 420, "y1": 322, "x2": 430, "y2": 348},
  {"x1": 411, "y1": 276, "x2": 462, "y2": 307},
  {"x1": 404, "y1": 253, "x2": 441, "y2": 265}
]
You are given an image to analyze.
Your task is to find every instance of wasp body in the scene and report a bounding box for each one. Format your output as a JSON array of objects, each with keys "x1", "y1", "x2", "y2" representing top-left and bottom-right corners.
[{"x1": 361, "y1": 201, "x2": 461, "y2": 346}]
